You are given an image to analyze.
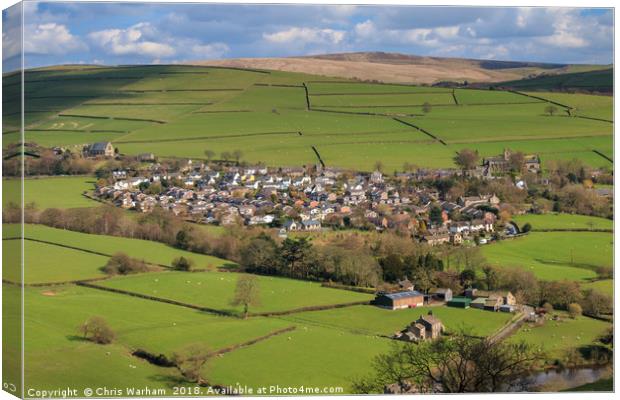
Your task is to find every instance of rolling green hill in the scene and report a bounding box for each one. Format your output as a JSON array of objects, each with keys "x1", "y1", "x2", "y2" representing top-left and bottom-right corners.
[{"x1": 3, "y1": 64, "x2": 613, "y2": 172}]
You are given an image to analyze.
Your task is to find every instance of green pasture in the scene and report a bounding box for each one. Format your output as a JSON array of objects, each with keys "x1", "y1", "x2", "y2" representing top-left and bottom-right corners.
[
  {"x1": 282, "y1": 304, "x2": 512, "y2": 338},
  {"x1": 523, "y1": 92, "x2": 613, "y2": 121},
  {"x1": 3, "y1": 176, "x2": 97, "y2": 209},
  {"x1": 454, "y1": 88, "x2": 543, "y2": 105},
  {"x1": 32, "y1": 115, "x2": 153, "y2": 131},
  {"x1": 4, "y1": 65, "x2": 614, "y2": 171},
  {"x1": 97, "y1": 271, "x2": 373, "y2": 315},
  {"x1": 509, "y1": 312, "x2": 611, "y2": 359},
  {"x1": 310, "y1": 92, "x2": 455, "y2": 107},
  {"x1": 581, "y1": 280, "x2": 613, "y2": 297},
  {"x1": 205, "y1": 85, "x2": 308, "y2": 112},
  {"x1": 482, "y1": 232, "x2": 612, "y2": 281},
  {"x1": 2, "y1": 239, "x2": 109, "y2": 284},
  {"x1": 405, "y1": 104, "x2": 612, "y2": 143},
  {"x1": 306, "y1": 81, "x2": 451, "y2": 94},
  {"x1": 512, "y1": 213, "x2": 612, "y2": 231},
  {"x1": 20, "y1": 224, "x2": 232, "y2": 269},
  {"x1": 24, "y1": 284, "x2": 289, "y2": 357},
  {"x1": 206, "y1": 324, "x2": 391, "y2": 392},
  {"x1": 3, "y1": 283, "x2": 23, "y2": 397}
]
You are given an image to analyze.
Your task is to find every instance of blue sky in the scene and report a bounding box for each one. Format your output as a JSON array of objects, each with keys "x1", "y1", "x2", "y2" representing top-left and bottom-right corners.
[{"x1": 2, "y1": 2, "x2": 614, "y2": 71}]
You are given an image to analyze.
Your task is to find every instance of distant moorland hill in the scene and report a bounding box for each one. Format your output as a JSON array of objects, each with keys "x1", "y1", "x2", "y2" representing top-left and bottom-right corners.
[{"x1": 195, "y1": 51, "x2": 609, "y2": 86}]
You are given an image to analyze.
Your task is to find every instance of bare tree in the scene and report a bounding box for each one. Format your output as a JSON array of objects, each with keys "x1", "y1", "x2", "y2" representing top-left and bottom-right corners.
[
  {"x1": 171, "y1": 344, "x2": 211, "y2": 384},
  {"x1": 78, "y1": 316, "x2": 116, "y2": 344},
  {"x1": 221, "y1": 151, "x2": 231, "y2": 162},
  {"x1": 544, "y1": 105, "x2": 558, "y2": 116},
  {"x1": 232, "y1": 149, "x2": 243, "y2": 163},
  {"x1": 204, "y1": 150, "x2": 215, "y2": 162},
  {"x1": 230, "y1": 274, "x2": 261, "y2": 318},
  {"x1": 352, "y1": 332, "x2": 543, "y2": 393},
  {"x1": 453, "y1": 149, "x2": 480, "y2": 172}
]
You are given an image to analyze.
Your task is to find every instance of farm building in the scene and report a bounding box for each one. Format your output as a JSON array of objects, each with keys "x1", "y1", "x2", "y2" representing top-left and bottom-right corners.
[
  {"x1": 447, "y1": 296, "x2": 471, "y2": 308},
  {"x1": 484, "y1": 297, "x2": 503, "y2": 311},
  {"x1": 500, "y1": 304, "x2": 516, "y2": 313},
  {"x1": 470, "y1": 297, "x2": 487, "y2": 309},
  {"x1": 429, "y1": 288, "x2": 453, "y2": 301},
  {"x1": 395, "y1": 312, "x2": 444, "y2": 342},
  {"x1": 374, "y1": 291, "x2": 424, "y2": 310}
]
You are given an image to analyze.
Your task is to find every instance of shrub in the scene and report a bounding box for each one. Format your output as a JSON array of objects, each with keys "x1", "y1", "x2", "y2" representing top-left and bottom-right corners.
[
  {"x1": 78, "y1": 316, "x2": 116, "y2": 344},
  {"x1": 567, "y1": 303, "x2": 582, "y2": 318},
  {"x1": 104, "y1": 252, "x2": 148, "y2": 275},
  {"x1": 521, "y1": 223, "x2": 532, "y2": 233},
  {"x1": 542, "y1": 302, "x2": 554, "y2": 313},
  {"x1": 172, "y1": 256, "x2": 194, "y2": 271}
]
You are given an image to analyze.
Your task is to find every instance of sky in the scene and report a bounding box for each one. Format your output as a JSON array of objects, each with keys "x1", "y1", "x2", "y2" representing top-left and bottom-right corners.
[{"x1": 2, "y1": 1, "x2": 614, "y2": 71}]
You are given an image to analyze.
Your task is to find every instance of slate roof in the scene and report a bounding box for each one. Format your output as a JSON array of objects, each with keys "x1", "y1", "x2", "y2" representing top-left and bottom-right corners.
[{"x1": 383, "y1": 290, "x2": 424, "y2": 300}]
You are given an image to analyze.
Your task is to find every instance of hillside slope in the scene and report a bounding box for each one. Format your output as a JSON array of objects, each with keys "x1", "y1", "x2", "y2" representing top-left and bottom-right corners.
[{"x1": 194, "y1": 52, "x2": 607, "y2": 85}]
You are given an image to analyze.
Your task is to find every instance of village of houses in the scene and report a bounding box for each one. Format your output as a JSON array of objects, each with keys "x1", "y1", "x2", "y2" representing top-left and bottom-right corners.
[
  {"x1": 93, "y1": 142, "x2": 507, "y2": 246},
  {"x1": 86, "y1": 141, "x2": 535, "y2": 344}
]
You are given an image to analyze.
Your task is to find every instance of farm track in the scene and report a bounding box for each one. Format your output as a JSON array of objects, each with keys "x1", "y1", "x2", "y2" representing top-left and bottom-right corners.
[{"x1": 392, "y1": 117, "x2": 448, "y2": 145}]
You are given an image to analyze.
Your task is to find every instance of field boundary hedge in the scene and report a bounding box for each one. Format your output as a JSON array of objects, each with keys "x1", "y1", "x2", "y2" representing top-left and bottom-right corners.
[
  {"x1": 193, "y1": 110, "x2": 252, "y2": 114},
  {"x1": 82, "y1": 102, "x2": 214, "y2": 106},
  {"x1": 532, "y1": 228, "x2": 613, "y2": 233},
  {"x1": 310, "y1": 91, "x2": 452, "y2": 96},
  {"x1": 311, "y1": 145, "x2": 326, "y2": 168},
  {"x1": 392, "y1": 117, "x2": 447, "y2": 145},
  {"x1": 76, "y1": 281, "x2": 239, "y2": 317},
  {"x1": 309, "y1": 107, "x2": 421, "y2": 118},
  {"x1": 507, "y1": 90, "x2": 570, "y2": 108},
  {"x1": 254, "y1": 83, "x2": 304, "y2": 88},
  {"x1": 58, "y1": 113, "x2": 166, "y2": 124},
  {"x1": 15, "y1": 236, "x2": 174, "y2": 270},
  {"x1": 131, "y1": 326, "x2": 296, "y2": 367},
  {"x1": 250, "y1": 300, "x2": 372, "y2": 317},
  {"x1": 302, "y1": 83, "x2": 311, "y2": 110},
  {"x1": 321, "y1": 282, "x2": 376, "y2": 294},
  {"x1": 575, "y1": 115, "x2": 614, "y2": 124},
  {"x1": 2, "y1": 276, "x2": 112, "y2": 287},
  {"x1": 27, "y1": 128, "x2": 129, "y2": 133},
  {"x1": 114, "y1": 130, "x2": 299, "y2": 144},
  {"x1": 452, "y1": 89, "x2": 459, "y2": 105},
  {"x1": 592, "y1": 150, "x2": 613, "y2": 163}
]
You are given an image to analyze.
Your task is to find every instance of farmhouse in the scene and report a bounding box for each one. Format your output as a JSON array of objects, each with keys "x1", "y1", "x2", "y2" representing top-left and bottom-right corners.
[
  {"x1": 395, "y1": 312, "x2": 444, "y2": 342},
  {"x1": 374, "y1": 290, "x2": 424, "y2": 310},
  {"x1": 84, "y1": 142, "x2": 115, "y2": 158}
]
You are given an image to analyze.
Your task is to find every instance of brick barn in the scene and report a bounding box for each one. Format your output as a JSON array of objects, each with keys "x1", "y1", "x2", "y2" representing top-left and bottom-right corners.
[{"x1": 374, "y1": 291, "x2": 424, "y2": 310}]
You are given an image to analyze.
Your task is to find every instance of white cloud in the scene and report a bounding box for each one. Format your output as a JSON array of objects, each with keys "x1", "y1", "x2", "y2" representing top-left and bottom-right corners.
[
  {"x1": 263, "y1": 27, "x2": 345, "y2": 45},
  {"x1": 24, "y1": 23, "x2": 87, "y2": 55},
  {"x1": 191, "y1": 43, "x2": 230, "y2": 59},
  {"x1": 88, "y1": 23, "x2": 176, "y2": 58}
]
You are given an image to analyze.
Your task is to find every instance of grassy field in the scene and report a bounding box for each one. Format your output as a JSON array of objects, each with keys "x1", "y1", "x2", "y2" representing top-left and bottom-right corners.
[
  {"x1": 20, "y1": 224, "x2": 232, "y2": 269},
  {"x1": 3, "y1": 176, "x2": 98, "y2": 209},
  {"x1": 3, "y1": 65, "x2": 613, "y2": 171},
  {"x1": 581, "y1": 280, "x2": 613, "y2": 297},
  {"x1": 512, "y1": 213, "x2": 613, "y2": 231},
  {"x1": 509, "y1": 312, "x2": 611, "y2": 359},
  {"x1": 97, "y1": 271, "x2": 373, "y2": 315},
  {"x1": 482, "y1": 232, "x2": 612, "y2": 281},
  {"x1": 281, "y1": 304, "x2": 512, "y2": 338},
  {"x1": 523, "y1": 92, "x2": 613, "y2": 121},
  {"x1": 206, "y1": 324, "x2": 391, "y2": 391},
  {"x1": 15, "y1": 283, "x2": 291, "y2": 393}
]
